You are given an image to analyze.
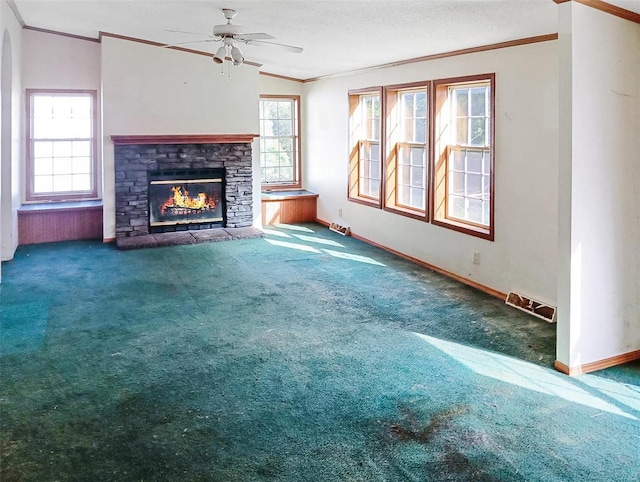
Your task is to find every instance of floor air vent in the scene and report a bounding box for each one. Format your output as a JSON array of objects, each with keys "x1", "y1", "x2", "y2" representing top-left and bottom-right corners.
[
  {"x1": 505, "y1": 292, "x2": 556, "y2": 323},
  {"x1": 329, "y1": 222, "x2": 351, "y2": 236}
]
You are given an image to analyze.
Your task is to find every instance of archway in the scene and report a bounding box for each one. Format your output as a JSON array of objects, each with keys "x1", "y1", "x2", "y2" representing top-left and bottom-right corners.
[{"x1": 1, "y1": 28, "x2": 13, "y2": 270}]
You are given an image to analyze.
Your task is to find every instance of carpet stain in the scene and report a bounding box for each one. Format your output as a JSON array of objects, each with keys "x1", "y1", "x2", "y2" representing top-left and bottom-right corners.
[
  {"x1": 0, "y1": 466, "x2": 23, "y2": 482},
  {"x1": 255, "y1": 456, "x2": 285, "y2": 478},
  {"x1": 383, "y1": 405, "x2": 469, "y2": 444},
  {"x1": 0, "y1": 439, "x2": 24, "y2": 482},
  {"x1": 0, "y1": 439, "x2": 19, "y2": 457},
  {"x1": 440, "y1": 442, "x2": 503, "y2": 482}
]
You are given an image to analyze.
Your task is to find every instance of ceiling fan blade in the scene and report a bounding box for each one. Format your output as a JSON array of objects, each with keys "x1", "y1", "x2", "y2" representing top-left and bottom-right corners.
[
  {"x1": 244, "y1": 40, "x2": 303, "y2": 53},
  {"x1": 235, "y1": 32, "x2": 275, "y2": 41},
  {"x1": 164, "y1": 29, "x2": 209, "y2": 36},
  {"x1": 161, "y1": 38, "x2": 219, "y2": 48}
]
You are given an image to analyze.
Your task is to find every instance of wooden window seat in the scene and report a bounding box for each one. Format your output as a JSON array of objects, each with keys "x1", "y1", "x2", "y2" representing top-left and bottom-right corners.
[{"x1": 261, "y1": 190, "x2": 318, "y2": 225}]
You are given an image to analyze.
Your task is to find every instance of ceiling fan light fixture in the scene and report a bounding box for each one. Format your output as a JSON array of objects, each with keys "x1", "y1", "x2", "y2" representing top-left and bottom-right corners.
[
  {"x1": 213, "y1": 45, "x2": 226, "y2": 64},
  {"x1": 165, "y1": 8, "x2": 302, "y2": 75},
  {"x1": 230, "y1": 45, "x2": 244, "y2": 66}
]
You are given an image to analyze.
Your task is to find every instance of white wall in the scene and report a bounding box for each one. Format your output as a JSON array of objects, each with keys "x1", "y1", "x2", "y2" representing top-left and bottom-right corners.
[
  {"x1": 23, "y1": 29, "x2": 101, "y2": 89},
  {"x1": 303, "y1": 41, "x2": 559, "y2": 305},
  {"x1": 557, "y1": 3, "x2": 640, "y2": 369},
  {"x1": 259, "y1": 74, "x2": 303, "y2": 96},
  {"x1": 101, "y1": 36, "x2": 260, "y2": 239},
  {"x1": 22, "y1": 29, "x2": 102, "y2": 200},
  {"x1": 0, "y1": 1, "x2": 23, "y2": 273}
]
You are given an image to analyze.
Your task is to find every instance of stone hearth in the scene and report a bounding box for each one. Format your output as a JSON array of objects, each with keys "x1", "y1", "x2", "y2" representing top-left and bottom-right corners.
[{"x1": 116, "y1": 226, "x2": 263, "y2": 250}]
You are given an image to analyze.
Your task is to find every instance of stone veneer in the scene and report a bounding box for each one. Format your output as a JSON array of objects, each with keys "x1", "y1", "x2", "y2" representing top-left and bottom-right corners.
[{"x1": 114, "y1": 142, "x2": 253, "y2": 239}]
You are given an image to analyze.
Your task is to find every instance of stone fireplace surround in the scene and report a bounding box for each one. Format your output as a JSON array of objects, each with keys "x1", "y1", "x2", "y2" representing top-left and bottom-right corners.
[{"x1": 112, "y1": 134, "x2": 262, "y2": 249}]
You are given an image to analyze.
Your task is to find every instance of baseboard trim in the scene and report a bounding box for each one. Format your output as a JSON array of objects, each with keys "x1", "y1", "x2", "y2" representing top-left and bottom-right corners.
[
  {"x1": 555, "y1": 349, "x2": 640, "y2": 376},
  {"x1": 316, "y1": 218, "x2": 506, "y2": 300}
]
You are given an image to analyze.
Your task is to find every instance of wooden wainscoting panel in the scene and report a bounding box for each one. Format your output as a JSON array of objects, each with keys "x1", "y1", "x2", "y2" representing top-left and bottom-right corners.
[
  {"x1": 261, "y1": 191, "x2": 318, "y2": 225},
  {"x1": 18, "y1": 205, "x2": 103, "y2": 244}
]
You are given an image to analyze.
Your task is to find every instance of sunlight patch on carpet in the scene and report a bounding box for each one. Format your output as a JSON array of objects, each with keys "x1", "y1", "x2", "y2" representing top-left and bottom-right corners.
[
  {"x1": 262, "y1": 228, "x2": 292, "y2": 238},
  {"x1": 322, "y1": 249, "x2": 385, "y2": 266},
  {"x1": 292, "y1": 234, "x2": 344, "y2": 247},
  {"x1": 274, "y1": 224, "x2": 315, "y2": 233},
  {"x1": 265, "y1": 238, "x2": 322, "y2": 253},
  {"x1": 414, "y1": 333, "x2": 639, "y2": 420}
]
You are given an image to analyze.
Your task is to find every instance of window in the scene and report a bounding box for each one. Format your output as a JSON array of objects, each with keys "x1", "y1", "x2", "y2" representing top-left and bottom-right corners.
[
  {"x1": 26, "y1": 90, "x2": 98, "y2": 201},
  {"x1": 347, "y1": 75, "x2": 494, "y2": 240},
  {"x1": 434, "y1": 74, "x2": 494, "y2": 240},
  {"x1": 259, "y1": 96, "x2": 301, "y2": 189},
  {"x1": 348, "y1": 88, "x2": 382, "y2": 206},
  {"x1": 384, "y1": 83, "x2": 429, "y2": 217}
]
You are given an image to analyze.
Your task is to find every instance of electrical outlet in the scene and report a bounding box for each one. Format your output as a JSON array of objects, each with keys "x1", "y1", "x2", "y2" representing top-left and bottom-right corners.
[
  {"x1": 338, "y1": 208, "x2": 343, "y2": 218},
  {"x1": 472, "y1": 250, "x2": 480, "y2": 265}
]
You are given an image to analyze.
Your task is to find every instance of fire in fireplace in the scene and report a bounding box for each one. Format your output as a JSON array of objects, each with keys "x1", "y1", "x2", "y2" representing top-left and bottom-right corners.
[{"x1": 148, "y1": 168, "x2": 226, "y2": 232}]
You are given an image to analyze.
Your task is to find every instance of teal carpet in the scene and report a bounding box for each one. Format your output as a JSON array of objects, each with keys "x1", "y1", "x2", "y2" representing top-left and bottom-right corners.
[{"x1": 1, "y1": 223, "x2": 638, "y2": 481}]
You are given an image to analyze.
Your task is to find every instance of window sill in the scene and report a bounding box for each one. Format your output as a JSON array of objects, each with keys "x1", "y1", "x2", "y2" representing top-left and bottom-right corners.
[
  {"x1": 19, "y1": 200, "x2": 103, "y2": 214},
  {"x1": 261, "y1": 190, "x2": 318, "y2": 201},
  {"x1": 262, "y1": 183, "x2": 302, "y2": 192},
  {"x1": 383, "y1": 205, "x2": 427, "y2": 221},
  {"x1": 432, "y1": 217, "x2": 493, "y2": 241}
]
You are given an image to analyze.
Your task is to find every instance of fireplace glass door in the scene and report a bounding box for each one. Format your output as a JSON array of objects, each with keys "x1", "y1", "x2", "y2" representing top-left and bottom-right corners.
[{"x1": 148, "y1": 169, "x2": 225, "y2": 232}]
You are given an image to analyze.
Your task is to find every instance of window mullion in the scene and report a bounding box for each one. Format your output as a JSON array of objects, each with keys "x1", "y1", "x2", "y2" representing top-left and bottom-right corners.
[{"x1": 467, "y1": 89, "x2": 472, "y2": 147}]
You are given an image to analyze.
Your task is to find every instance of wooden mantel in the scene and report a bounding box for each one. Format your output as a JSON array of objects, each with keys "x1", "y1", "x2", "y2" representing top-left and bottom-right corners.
[{"x1": 110, "y1": 134, "x2": 259, "y2": 146}]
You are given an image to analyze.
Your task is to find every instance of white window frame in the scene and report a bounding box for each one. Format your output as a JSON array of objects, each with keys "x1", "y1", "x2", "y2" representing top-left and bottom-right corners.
[
  {"x1": 259, "y1": 95, "x2": 301, "y2": 190},
  {"x1": 26, "y1": 89, "x2": 98, "y2": 202}
]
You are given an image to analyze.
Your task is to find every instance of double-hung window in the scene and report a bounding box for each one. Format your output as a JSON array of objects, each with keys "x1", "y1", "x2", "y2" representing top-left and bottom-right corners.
[
  {"x1": 348, "y1": 89, "x2": 382, "y2": 206},
  {"x1": 259, "y1": 96, "x2": 301, "y2": 189},
  {"x1": 434, "y1": 74, "x2": 494, "y2": 240},
  {"x1": 26, "y1": 90, "x2": 98, "y2": 202},
  {"x1": 384, "y1": 83, "x2": 428, "y2": 216}
]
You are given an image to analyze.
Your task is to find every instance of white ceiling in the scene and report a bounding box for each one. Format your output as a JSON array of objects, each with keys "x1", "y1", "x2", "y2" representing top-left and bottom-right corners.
[{"x1": 11, "y1": 0, "x2": 640, "y2": 80}]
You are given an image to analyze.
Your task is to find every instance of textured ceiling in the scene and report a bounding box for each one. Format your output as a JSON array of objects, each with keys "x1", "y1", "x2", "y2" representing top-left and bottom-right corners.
[{"x1": 11, "y1": 0, "x2": 639, "y2": 80}]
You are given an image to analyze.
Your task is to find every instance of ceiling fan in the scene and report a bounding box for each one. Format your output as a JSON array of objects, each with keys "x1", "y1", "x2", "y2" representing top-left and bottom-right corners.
[{"x1": 163, "y1": 8, "x2": 303, "y2": 67}]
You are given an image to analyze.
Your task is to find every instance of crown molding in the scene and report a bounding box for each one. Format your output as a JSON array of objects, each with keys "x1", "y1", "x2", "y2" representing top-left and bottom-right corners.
[
  {"x1": 21, "y1": 25, "x2": 296, "y2": 78},
  {"x1": 99, "y1": 31, "x2": 262, "y2": 68},
  {"x1": 259, "y1": 71, "x2": 304, "y2": 83},
  {"x1": 303, "y1": 33, "x2": 558, "y2": 83},
  {"x1": 553, "y1": 0, "x2": 640, "y2": 24},
  {"x1": 24, "y1": 26, "x2": 99, "y2": 43}
]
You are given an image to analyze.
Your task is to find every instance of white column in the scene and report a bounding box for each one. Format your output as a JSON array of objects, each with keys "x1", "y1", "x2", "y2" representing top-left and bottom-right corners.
[{"x1": 557, "y1": 2, "x2": 640, "y2": 372}]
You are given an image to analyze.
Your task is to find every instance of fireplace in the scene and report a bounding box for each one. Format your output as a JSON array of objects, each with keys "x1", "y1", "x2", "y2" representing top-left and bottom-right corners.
[
  {"x1": 148, "y1": 169, "x2": 225, "y2": 233},
  {"x1": 113, "y1": 135, "x2": 256, "y2": 242}
]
